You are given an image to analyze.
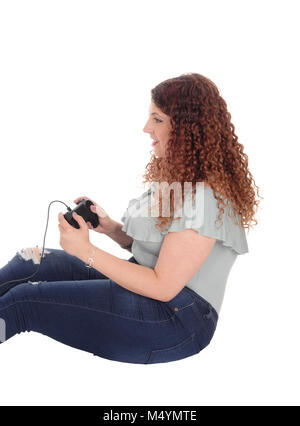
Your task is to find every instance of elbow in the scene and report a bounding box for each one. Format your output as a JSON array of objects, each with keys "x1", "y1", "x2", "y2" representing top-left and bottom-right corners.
[
  {"x1": 159, "y1": 284, "x2": 182, "y2": 303},
  {"x1": 159, "y1": 289, "x2": 175, "y2": 303},
  {"x1": 155, "y1": 274, "x2": 172, "y2": 302},
  {"x1": 161, "y1": 292, "x2": 176, "y2": 303},
  {"x1": 160, "y1": 294, "x2": 171, "y2": 303},
  {"x1": 155, "y1": 275, "x2": 175, "y2": 303}
]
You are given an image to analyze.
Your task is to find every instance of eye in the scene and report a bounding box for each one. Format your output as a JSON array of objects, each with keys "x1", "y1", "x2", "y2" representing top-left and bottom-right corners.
[{"x1": 154, "y1": 118, "x2": 162, "y2": 123}]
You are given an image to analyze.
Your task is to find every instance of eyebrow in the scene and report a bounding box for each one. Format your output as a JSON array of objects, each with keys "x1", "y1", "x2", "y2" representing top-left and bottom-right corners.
[{"x1": 150, "y1": 112, "x2": 163, "y2": 118}]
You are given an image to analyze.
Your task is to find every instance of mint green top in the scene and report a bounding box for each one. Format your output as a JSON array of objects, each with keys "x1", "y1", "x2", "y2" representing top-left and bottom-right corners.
[{"x1": 121, "y1": 183, "x2": 249, "y2": 314}]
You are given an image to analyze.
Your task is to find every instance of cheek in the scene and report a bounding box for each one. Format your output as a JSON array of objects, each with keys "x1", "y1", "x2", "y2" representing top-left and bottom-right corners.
[{"x1": 160, "y1": 137, "x2": 168, "y2": 147}]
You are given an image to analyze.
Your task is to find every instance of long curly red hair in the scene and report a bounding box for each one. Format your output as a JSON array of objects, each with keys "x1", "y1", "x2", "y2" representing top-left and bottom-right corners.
[{"x1": 141, "y1": 72, "x2": 263, "y2": 234}]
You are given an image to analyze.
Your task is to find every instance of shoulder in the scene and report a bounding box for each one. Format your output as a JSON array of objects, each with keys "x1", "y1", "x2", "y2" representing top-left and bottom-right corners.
[{"x1": 161, "y1": 182, "x2": 249, "y2": 255}]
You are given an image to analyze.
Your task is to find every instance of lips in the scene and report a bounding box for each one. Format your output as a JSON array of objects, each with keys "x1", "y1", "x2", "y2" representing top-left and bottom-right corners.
[{"x1": 152, "y1": 140, "x2": 159, "y2": 146}]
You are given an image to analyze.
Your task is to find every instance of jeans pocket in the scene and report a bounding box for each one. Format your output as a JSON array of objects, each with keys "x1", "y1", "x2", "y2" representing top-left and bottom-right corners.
[
  {"x1": 146, "y1": 332, "x2": 200, "y2": 364},
  {"x1": 191, "y1": 301, "x2": 218, "y2": 347}
]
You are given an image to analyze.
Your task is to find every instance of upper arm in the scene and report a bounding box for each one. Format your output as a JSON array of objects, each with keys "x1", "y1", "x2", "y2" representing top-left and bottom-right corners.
[{"x1": 154, "y1": 229, "x2": 216, "y2": 302}]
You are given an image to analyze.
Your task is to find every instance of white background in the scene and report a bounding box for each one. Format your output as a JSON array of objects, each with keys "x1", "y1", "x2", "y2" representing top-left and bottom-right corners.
[{"x1": 0, "y1": 0, "x2": 298, "y2": 406}]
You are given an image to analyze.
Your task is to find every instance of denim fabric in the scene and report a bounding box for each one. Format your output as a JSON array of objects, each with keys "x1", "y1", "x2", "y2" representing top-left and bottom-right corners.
[{"x1": 0, "y1": 248, "x2": 218, "y2": 364}]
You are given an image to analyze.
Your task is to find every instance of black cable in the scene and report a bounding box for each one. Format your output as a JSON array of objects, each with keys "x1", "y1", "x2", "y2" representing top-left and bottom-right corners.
[{"x1": 0, "y1": 200, "x2": 72, "y2": 294}]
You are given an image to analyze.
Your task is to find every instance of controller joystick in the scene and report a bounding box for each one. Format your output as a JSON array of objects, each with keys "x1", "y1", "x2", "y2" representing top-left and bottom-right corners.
[{"x1": 63, "y1": 199, "x2": 99, "y2": 229}]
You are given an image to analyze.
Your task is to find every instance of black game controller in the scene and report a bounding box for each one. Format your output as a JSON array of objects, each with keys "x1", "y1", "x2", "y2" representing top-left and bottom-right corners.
[{"x1": 63, "y1": 199, "x2": 100, "y2": 229}]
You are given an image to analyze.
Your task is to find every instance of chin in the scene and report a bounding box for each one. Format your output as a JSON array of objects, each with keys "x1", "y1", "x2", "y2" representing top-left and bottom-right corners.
[{"x1": 154, "y1": 148, "x2": 163, "y2": 157}]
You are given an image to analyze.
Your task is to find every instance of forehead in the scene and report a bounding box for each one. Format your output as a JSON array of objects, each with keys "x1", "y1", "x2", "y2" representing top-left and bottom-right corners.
[{"x1": 148, "y1": 101, "x2": 165, "y2": 116}]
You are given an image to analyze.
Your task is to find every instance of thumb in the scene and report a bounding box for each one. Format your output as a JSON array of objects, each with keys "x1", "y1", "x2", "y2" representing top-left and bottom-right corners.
[
  {"x1": 73, "y1": 212, "x2": 87, "y2": 228},
  {"x1": 94, "y1": 204, "x2": 109, "y2": 218}
]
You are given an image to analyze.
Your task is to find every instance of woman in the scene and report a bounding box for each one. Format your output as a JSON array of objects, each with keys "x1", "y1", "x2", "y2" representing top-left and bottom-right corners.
[{"x1": 0, "y1": 73, "x2": 262, "y2": 364}]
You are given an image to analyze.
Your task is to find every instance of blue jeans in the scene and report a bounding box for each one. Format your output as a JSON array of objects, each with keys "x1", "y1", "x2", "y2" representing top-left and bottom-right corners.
[{"x1": 0, "y1": 247, "x2": 218, "y2": 364}]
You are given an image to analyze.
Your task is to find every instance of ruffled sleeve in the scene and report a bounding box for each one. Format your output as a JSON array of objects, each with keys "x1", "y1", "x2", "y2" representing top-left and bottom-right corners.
[
  {"x1": 160, "y1": 185, "x2": 249, "y2": 255},
  {"x1": 120, "y1": 196, "x2": 140, "y2": 224},
  {"x1": 120, "y1": 185, "x2": 249, "y2": 254},
  {"x1": 120, "y1": 189, "x2": 164, "y2": 243}
]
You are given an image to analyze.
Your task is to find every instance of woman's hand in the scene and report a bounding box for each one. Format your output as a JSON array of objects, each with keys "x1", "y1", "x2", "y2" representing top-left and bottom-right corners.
[
  {"x1": 73, "y1": 195, "x2": 117, "y2": 235},
  {"x1": 58, "y1": 212, "x2": 91, "y2": 258}
]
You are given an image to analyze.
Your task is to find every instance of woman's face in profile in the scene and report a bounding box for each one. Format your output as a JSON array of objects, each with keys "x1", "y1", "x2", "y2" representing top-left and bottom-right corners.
[{"x1": 143, "y1": 100, "x2": 172, "y2": 158}]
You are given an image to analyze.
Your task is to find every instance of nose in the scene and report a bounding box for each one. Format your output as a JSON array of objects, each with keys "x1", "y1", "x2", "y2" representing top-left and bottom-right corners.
[
  {"x1": 143, "y1": 116, "x2": 155, "y2": 134},
  {"x1": 143, "y1": 121, "x2": 150, "y2": 133}
]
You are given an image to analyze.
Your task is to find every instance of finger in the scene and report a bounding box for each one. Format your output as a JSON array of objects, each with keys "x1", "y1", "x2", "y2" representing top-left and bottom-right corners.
[
  {"x1": 72, "y1": 212, "x2": 87, "y2": 228},
  {"x1": 73, "y1": 196, "x2": 91, "y2": 203},
  {"x1": 58, "y1": 212, "x2": 71, "y2": 230},
  {"x1": 58, "y1": 212, "x2": 67, "y2": 223},
  {"x1": 94, "y1": 204, "x2": 108, "y2": 218}
]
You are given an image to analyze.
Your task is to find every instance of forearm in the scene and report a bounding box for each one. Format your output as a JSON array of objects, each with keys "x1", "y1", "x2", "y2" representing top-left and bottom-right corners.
[
  {"x1": 106, "y1": 220, "x2": 133, "y2": 252},
  {"x1": 77, "y1": 243, "x2": 167, "y2": 302}
]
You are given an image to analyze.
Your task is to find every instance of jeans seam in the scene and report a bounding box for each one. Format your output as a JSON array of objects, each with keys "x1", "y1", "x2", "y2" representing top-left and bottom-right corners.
[
  {"x1": 151, "y1": 331, "x2": 196, "y2": 354},
  {"x1": 176, "y1": 301, "x2": 194, "y2": 309},
  {"x1": 146, "y1": 332, "x2": 197, "y2": 364},
  {"x1": 187, "y1": 290, "x2": 218, "y2": 317},
  {"x1": 0, "y1": 298, "x2": 192, "y2": 324}
]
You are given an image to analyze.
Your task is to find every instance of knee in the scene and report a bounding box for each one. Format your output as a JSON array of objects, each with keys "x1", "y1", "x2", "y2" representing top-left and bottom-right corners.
[{"x1": 17, "y1": 247, "x2": 51, "y2": 265}]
